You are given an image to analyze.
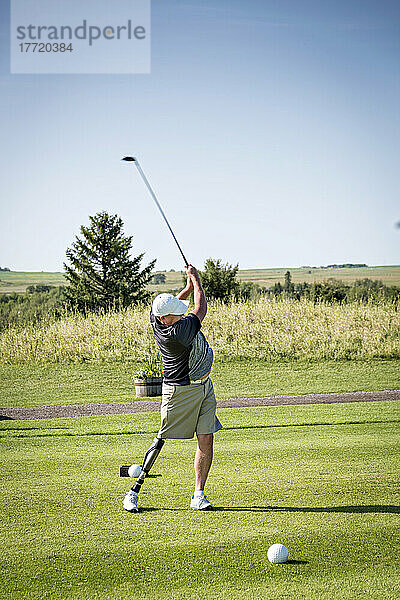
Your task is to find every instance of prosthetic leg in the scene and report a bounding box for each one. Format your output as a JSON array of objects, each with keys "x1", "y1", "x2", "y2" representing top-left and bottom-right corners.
[{"x1": 120, "y1": 437, "x2": 165, "y2": 494}]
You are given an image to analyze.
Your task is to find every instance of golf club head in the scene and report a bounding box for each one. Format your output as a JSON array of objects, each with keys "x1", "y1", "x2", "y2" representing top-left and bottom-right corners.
[
  {"x1": 121, "y1": 156, "x2": 136, "y2": 162},
  {"x1": 120, "y1": 465, "x2": 131, "y2": 477}
]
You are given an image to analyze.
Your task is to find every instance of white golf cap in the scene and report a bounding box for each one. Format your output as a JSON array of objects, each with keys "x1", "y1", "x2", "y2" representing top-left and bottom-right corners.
[{"x1": 152, "y1": 293, "x2": 190, "y2": 317}]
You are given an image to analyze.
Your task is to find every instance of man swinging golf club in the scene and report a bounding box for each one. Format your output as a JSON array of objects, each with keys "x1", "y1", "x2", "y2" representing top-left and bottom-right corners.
[{"x1": 123, "y1": 265, "x2": 222, "y2": 513}]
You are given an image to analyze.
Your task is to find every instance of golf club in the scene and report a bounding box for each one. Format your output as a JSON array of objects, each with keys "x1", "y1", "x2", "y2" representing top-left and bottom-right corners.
[{"x1": 122, "y1": 156, "x2": 189, "y2": 267}]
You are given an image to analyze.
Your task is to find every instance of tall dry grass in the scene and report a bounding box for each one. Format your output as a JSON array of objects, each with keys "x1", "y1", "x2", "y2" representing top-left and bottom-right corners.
[{"x1": 0, "y1": 297, "x2": 399, "y2": 364}]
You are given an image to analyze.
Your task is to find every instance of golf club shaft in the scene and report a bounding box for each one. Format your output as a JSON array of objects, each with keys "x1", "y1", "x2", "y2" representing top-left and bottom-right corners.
[{"x1": 133, "y1": 159, "x2": 189, "y2": 268}]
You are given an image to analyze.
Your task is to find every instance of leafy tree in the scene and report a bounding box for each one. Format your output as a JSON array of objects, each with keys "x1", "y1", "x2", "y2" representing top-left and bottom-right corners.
[
  {"x1": 293, "y1": 281, "x2": 311, "y2": 300},
  {"x1": 64, "y1": 212, "x2": 155, "y2": 311},
  {"x1": 236, "y1": 281, "x2": 255, "y2": 301},
  {"x1": 235, "y1": 281, "x2": 266, "y2": 301},
  {"x1": 272, "y1": 282, "x2": 283, "y2": 296},
  {"x1": 0, "y1": 286, "x2": 67, "y2": 332},
  {"x1": 309, "y1": 281, "x2": 340, "y2": 303},
  {"x1": 152, "y1": 273, "x2": 166, "y2": 285},
  {"x1": 200, "y1": 258, "x2": 239, "y2": 302},
  {"x1": 26, "y1": 284, "x2": 55, "y2": 294}
]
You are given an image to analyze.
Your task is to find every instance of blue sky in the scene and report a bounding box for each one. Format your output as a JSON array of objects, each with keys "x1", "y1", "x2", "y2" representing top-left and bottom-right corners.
[{"x1": 0, "y1": 0, "x2": 399, "y2": 271}]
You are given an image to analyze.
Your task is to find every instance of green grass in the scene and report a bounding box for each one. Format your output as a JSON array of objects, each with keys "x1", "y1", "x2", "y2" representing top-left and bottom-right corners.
[
  {"x1": 1, "y1": 265, "x2": 399, "y2": 295},
  {"x1": 1, "y1": 401, "x2": 399, "y2": 599},
  {"x1": 1, "y1": 358, "x2": 399, "y2": 409}
]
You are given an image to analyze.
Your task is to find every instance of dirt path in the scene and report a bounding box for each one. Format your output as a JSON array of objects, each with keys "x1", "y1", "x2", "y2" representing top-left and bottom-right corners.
[{"x1": 1, "y1": 389, "x2": 399, "y2": 421}]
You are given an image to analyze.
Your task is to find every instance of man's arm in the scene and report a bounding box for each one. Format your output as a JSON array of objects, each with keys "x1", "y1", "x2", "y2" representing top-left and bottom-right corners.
[
  {"x1": 187, "y1": 265, "x2": 207, "y2": 323},
  {"x1": 176, "y1": 273, "x2": 194, "y2": 301}
]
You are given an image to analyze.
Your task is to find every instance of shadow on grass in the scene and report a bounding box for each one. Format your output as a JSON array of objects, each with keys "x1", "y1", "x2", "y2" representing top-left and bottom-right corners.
[
  {"x1": 5, "y1": 418, "x2": 399, "y2": 438},
  {"x1": 0, "y1": 429, "x2": 159, "y2": 438},
  {"x1": 129, "y1": 505, "x2": 399, "y2": 516},
  {"x1": 0, "y1": 424, "x2": 68, "y2": 430},
  {"x1": 138, "y1": 506, "x2": 169, "y2": 513},
  {"x1": 223, "y1": 419, "x2": 400, "y2": 432},
  {"x1": 214, "y1": 505, "x2": 400, "y2": 514}
]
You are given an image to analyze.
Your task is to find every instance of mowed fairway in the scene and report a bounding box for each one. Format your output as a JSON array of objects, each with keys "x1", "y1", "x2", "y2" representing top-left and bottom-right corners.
[{"x1": 1, "y1": 401, "x2": 399, "y2": 600}]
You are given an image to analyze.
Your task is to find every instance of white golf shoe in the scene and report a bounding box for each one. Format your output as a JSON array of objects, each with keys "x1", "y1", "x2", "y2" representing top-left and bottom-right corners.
[
  {"x1": 190, "y1": 493, "x2": 213, "y2": 511},
  {"x1": 123, "y1": 490, "x2": 139, "y2": 513}
]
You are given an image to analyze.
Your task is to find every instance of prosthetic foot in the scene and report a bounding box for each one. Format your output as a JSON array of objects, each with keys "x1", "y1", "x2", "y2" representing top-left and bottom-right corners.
[{"x1": 122, "y1": 437, "x2": 165, "y2": 512}]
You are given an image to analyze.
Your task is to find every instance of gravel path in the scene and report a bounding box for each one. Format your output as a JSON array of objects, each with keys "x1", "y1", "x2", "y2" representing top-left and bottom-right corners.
[{"x1": 1, "y1": 389, "x2": 399, "y2": 421}]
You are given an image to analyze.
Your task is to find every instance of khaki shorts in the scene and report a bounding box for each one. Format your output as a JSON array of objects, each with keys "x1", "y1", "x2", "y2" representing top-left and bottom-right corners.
[{"x1": 158, "y1": 378, "x2": 223, "y2": 439}]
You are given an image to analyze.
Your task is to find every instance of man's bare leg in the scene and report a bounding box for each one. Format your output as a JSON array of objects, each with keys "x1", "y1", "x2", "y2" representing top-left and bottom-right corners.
[{"x1": 194, "y1": 433, "x2": 213, "y2": 491}]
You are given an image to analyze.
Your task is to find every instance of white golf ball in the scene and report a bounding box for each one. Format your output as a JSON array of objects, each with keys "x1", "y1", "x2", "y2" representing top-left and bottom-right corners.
[
  {"x1": 267, "y1": 543, "x2": 289, "y2": 564},
  {"x1": 128, "y1": 464, "x2": 142, "y2": 478}
]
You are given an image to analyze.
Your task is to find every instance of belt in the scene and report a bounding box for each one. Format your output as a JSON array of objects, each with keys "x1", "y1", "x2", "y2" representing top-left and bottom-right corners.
[{"x1": 190, "y1": 372, "x2": 210, "y2": 385}]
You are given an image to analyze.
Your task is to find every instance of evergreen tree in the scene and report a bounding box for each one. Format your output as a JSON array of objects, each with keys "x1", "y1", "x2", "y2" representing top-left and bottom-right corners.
[
  {"x1": 64, "y1": 212, "x2": 156, "y2": 311},
  {"x1": 284, "y1": 270, "x2": 294, "y2": 294}
]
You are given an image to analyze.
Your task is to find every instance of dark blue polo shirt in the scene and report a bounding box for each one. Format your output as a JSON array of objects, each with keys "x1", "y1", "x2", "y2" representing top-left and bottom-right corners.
[{"x1": 150, "y1": 312, "x2": 201, "y2": 385}]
